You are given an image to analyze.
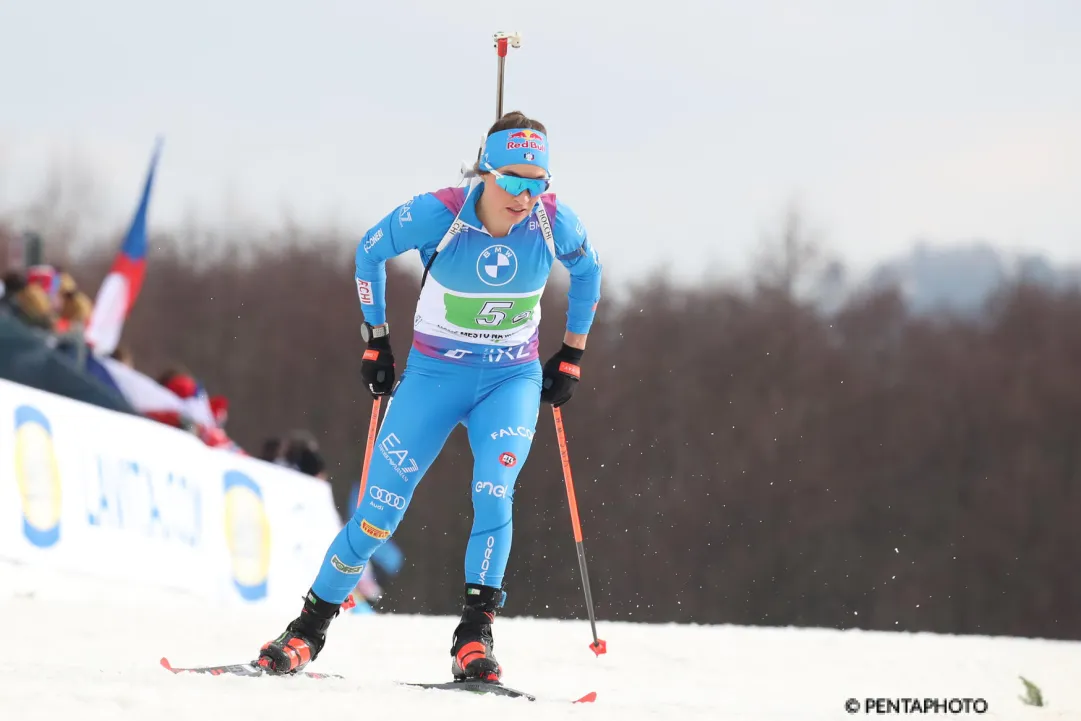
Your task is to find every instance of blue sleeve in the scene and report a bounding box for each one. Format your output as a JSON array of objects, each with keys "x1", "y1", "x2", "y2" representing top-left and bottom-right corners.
[
  {"x1": 354, "y1": 193, "x2": 454, "y2": 325},
  {"x1": 552, "y1": 200, "x2": 602, "y2": 335}
]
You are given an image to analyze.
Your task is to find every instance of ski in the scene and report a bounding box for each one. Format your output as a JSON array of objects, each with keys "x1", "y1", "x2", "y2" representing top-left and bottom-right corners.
[
  {"x1": 161, "y1": 656, "x2": 595, "y2": 703},
  {"x1": 399, "y1": 679, "x2": 597, "y2": 704},
  {"x1": 159, "y1": 656, "x2": 343, "y2": 680},
  {"x1": 399, "y1": 679, "x2": 537, "y2": 701}
]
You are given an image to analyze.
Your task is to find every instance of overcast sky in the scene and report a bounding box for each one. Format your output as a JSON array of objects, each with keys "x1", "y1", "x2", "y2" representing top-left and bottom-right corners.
[{"x1": 1, "y1": 0, "x2": 1078, "y2": 286}]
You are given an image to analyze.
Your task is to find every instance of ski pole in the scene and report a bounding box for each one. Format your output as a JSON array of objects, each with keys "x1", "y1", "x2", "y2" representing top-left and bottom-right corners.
[
  {"x1": 341, "y1": 395, "x2": 383, "y2": 612},
  {"x1": 493, "y1": 31, "x2": 522, "y2": 120},
  {"x1": 356, "y1": 396, "x2": 383, "y2": 507},
  {"x1": 551, "y1": 405, "x2": 607, "y2": 657}
]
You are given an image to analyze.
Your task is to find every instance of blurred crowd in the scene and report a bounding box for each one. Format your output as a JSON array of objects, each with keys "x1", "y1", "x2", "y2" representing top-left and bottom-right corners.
[
  {"x1": 1, "y1": 261, "x2": 329, "y2": 484},
  {"x1": 1, "y1": 265, "x2": 93, "y2": 333},
  {"x1": 2, "y1": 258, "x2": 391, "y2": 609}
]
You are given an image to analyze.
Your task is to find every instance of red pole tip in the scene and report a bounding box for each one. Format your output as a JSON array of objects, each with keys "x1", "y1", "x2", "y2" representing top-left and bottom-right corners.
[
  {"x1": 589, "y1": 639, "x2": 608, "y2": 656},
  {"x1": 496, "y1": 38, "x2": 509, "y2": 57}
]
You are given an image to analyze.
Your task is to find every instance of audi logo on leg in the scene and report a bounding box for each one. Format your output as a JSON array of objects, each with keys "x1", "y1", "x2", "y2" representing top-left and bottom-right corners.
[{"x1": 369, "y1": 486, "x2": 407, "y2": 510}]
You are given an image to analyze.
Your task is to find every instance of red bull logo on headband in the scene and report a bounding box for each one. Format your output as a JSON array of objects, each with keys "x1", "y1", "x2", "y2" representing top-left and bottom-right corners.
[
  {"x1": 484, "y1": 128, "x2": 550, "y2": 171},
  {"x1": 506, "y1": 129, "x2": 546, "y2": 152}
]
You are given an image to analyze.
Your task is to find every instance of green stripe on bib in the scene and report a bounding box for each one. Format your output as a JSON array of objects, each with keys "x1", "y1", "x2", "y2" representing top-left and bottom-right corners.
[{"x1": 444, "y1": 293, "x2": 541, "y2": 331}]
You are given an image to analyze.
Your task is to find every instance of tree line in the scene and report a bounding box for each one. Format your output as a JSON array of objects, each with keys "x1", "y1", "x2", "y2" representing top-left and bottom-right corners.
[{"x1": 10, "y1": 217, "x2": 1081, "y2": 641}]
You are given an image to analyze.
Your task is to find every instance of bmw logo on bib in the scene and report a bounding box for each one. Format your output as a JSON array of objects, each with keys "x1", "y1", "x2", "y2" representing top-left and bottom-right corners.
[{"x1": 477, "y1": 245, "x2": 518, "y2": 287}]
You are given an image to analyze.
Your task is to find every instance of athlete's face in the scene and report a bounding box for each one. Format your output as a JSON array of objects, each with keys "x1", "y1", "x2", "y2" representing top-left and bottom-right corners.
[{"x1": 482, "y1": 163, "x2": 549, "y2": 224}]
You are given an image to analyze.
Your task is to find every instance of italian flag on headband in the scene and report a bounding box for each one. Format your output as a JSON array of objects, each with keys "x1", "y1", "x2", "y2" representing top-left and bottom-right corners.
[{"x1": 84, "y1": 138, "x2": 163, "y2": 356}]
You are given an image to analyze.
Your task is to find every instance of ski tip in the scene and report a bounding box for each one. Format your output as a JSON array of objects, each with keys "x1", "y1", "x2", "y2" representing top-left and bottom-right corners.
[
  {"x1": 160, "y1": 657, "x2": 176, "y2": 673},
  {"x1": 574, "y1": 691, "x2": 598, "y2": 704}
]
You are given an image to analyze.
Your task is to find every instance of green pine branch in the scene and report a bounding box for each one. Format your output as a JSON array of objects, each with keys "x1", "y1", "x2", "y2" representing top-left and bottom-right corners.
[{"x1": 1019, "y1": 676, "x2": 1044, "y2": 707}]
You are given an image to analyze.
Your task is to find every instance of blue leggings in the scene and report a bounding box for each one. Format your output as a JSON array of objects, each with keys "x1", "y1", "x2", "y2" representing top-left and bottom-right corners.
[{"x1": 310, "y1": 348, "x2": 542, "y2": 604}]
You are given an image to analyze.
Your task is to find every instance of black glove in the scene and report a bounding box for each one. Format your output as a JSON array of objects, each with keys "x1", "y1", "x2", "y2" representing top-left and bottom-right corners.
[
  {"x1": 541, "y1": 343, "x2": 584, "y2": 407},
  {"x1": 361, "y1": 335, "x2": 395, "y2": 396}
]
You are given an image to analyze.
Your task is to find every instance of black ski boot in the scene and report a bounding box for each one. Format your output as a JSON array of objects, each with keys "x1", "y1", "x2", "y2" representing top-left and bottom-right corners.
[
  {"x1": 449, "y1": 583, "x2": 505, "y2": 682},
  {"x1": 256, "y1": 589, "x2": 340, "y2": 675}
]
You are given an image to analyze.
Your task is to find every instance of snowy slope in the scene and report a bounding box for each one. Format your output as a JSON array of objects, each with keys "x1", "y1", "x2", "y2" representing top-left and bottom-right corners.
[{"x1": 2, "y1": 562, "x2": 1079, "y2": 721}]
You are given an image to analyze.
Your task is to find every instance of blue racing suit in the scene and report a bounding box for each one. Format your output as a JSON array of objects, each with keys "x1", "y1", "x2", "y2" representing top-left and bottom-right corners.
[{"x1": 309, "y1": 180, "x2": 602, "y2": 604}]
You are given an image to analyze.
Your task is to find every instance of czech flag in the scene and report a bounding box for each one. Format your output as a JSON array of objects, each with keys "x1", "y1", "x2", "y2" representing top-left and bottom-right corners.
[{"x1": 84, "y1": 138, "x2": 163, "y2": 356}]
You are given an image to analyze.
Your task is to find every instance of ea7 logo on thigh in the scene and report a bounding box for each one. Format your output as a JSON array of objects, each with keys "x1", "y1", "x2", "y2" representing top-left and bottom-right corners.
[
  {"x1": 499, "y1": 452, "x2": 517, "y2": 467},
  {"x1": 379, "y1": 433, "x2": 419, "y2": 481}
]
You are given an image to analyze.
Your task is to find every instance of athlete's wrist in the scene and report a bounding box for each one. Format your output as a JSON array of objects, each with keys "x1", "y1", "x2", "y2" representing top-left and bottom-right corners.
[
  {"x1": 563, "y1": 331, "x2": 587, "y2": 351},
  {"x1": 557, "y1": 342, "x2": 584, "y2": 364}
]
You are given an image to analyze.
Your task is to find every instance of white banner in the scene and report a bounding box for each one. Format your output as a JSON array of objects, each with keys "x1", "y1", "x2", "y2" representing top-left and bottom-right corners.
[{"x1": 0, "y1": 379, "x2": 342, "y2": 610}]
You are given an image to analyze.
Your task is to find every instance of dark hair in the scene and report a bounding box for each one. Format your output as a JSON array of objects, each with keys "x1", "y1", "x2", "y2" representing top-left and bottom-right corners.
[
  {"x1": 259, "y1": 437, "x2": 283, "y2": 462},
  {"x1": 283, "y1": 432, "x2": 326, "y2": 477},
  {"x1": 110, "y1": 344, "x2": 134, "y2": 365},
  {"x1": 474, "y1": 111, "x2": 547, "y2": 173},
  {"x1": 2, "y1": 271, "x2": 27, "y2": 295},
  {"x1": 487, "y1": 110, "x2": 546, "y2": 137},
  {"x1": 157, "y1": 365, "x2": 192, "y2": 386}
]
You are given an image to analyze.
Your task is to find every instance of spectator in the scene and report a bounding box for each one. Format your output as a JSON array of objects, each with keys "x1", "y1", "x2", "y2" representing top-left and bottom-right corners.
[
  {"x1": 259, "y1": 437, "x2": 286, "y2": 464},
  {"x1": 150, "y1": 365, "x2": 245, "y2": 454},
  {"x1": 0, "y1": 271, "x2": 29, "y2": 317},
  {"x1": 158, "y1": 366, "x2": 199, "y2": 399},
  {"x1": 209, "y1": 394, "x2": 229, "y2": 427},
  {"x1": 0, "y1": 270, "x2": 23, "y2": 298},
  {"x1": 282, "y1": 430, "x2": 327, "y2": 480},
  {"x1": 24, "y1": 264, "x2": 61, "y2": 306},
  {"x1": 53, "y1": 272, "x2": 94, "y2": 334},
  {"x1": 9, "y1": 275, "x2": 55, "y2": 331},
  {"x1": 110, "y1": 345, "x2": 136, "y2": 368}
]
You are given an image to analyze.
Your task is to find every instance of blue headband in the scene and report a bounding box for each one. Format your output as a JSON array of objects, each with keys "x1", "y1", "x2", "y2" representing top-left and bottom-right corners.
[{"x1": 480, "y1": 128, "x2": 550, "y2": 174}]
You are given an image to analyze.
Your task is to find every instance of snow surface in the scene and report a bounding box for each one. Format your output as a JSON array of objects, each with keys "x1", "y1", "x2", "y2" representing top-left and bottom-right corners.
[{"x1": 2, "y1": 562, "x2": 1080, "y2": 720}]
